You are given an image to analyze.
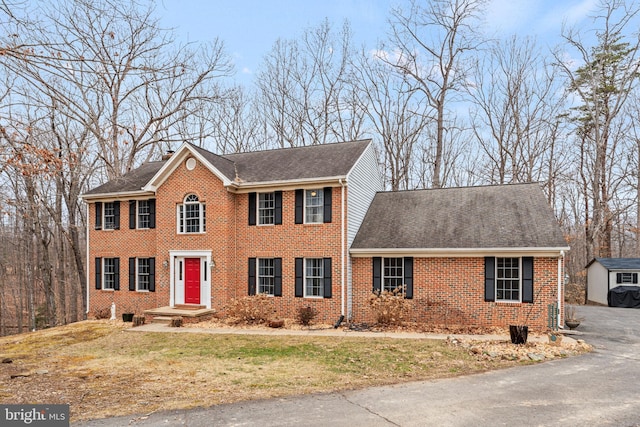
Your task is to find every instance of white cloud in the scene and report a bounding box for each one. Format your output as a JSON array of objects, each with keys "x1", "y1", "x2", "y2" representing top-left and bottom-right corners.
[{"x1": 242, "y1": 67, "x2": 252, "y2": 74}]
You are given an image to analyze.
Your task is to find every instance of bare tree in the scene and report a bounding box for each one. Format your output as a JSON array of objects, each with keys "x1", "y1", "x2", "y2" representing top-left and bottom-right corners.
[
  {"x1": 352, "y1": 49, "x2": 430, "y2": 190},
  {"x1": 385, "y1": 0, "x2": 485, "y2": 188},
  {"x1": 2, "y1": 0, "x2": 232, "y2": 180},
  {"x1": 0, "y1": 0, "x2": 233, "y2": 332},
  {"x1": 255, "y1": 19, "x2": 364, "y2": 147},
  {"x1": 469, "y1": 35, "x2": 569, "y2": 198},
  {"x1": 555, "y1": 0, "x2": 640, "y2": 261}
]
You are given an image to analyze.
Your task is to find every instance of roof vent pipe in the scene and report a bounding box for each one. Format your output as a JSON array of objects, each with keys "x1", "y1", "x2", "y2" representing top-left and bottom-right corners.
[{"x1": 161, "y1": 150, "x2": 175, "y2": 161}]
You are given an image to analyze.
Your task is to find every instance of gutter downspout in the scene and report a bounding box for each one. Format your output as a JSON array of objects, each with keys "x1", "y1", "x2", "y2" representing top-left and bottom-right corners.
[
  {"x1": 558, "y1": 250, "x2": 564, "y2": 328},
  {"x1": 86, "y1": 203, "x2": 90, "y2": 315},
  {"x1": 339, "y1": 178, "x2": 346, "y2": 318}
]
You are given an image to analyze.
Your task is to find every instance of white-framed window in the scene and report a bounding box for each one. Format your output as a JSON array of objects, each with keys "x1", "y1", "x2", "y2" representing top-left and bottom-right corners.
[
  {"x1": 616, "y1": 272, "x2": 638, "y2": 284},
  {"x1": 383, "y1": 257, "x2": 404, "y2": 293},
  {"x1": 305, "y1": 189, "x2": 323, "y2": 223},
  {"x1": 103, "y1": 258, "x2": 117, "y2": 290},
  {"x1": 496, "y1": 257, "x2": 520, "y2": 302},
  {"x1": 178, "y1": 194, "x2": 206, "y2": 233},
  {"x1": 138, "y1": 200, "x2": 150, "y2": 229},
  {"x1": 305, "y1": 258, "x2": 323, "y2": 297},
  {"x1": 137, "y1": 258, "x2": 151, "y2": 291},
  {"x1": 258, "y1": 258, "x2": 275, "y2": 295},
  {"x1": 258, "y1": 192, "x2": 275, "y2": 225},
  {"x1": 104, "y1": 202, "x2": 116, "y2": 230}
]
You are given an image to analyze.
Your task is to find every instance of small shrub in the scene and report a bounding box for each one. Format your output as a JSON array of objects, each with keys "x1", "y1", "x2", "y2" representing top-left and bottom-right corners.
[
  {"x1": 169, "y1": 316, "x2": 183, "y2": 327},
  {"x1": 268, "y1": 319, "x2": 285, "y2": 328},
  {"x1": 297, "y1": 306, "x2": 318, "y2": 326},
  {"x1": 226, "y1": 294, "x2": 273, "y2": 324},
  {"x1": 368, "y1": 289, "x2": 408, "y2": 326},
  {"x1": 93, "y1": 306, "x2": 111, "y2": 320}
]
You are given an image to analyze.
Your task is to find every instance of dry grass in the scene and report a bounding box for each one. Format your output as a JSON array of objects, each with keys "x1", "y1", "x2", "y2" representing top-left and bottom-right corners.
[{"x1": 0, "y1": 320, "x2": 587, "y2": 423}]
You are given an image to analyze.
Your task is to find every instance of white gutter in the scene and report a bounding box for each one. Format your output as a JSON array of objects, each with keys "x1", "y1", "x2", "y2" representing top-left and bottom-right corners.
[
  {"x1": 339, "y1": 178, "x2": 346, "y2": 317},
  {"x1": 350, "y1": 247, "x2": 571, "y2": 257},
  {"x1": 85, "y1": 203, "x2": 90, "y2": 315},
  {"x1": 81, "y1": 190, "x2": 156, "y2": 201},
  {"x1": 227, "y1": 176, "x2": 348, "y2": 193},
  {"x1": 558, "y1": 250, "x2": 565, "y2": 328}
]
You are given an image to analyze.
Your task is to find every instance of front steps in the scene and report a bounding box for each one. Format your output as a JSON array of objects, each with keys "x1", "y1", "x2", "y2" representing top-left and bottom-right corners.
[{"x1": 144, "y1": 306, "x2": 216, "y2": 325}]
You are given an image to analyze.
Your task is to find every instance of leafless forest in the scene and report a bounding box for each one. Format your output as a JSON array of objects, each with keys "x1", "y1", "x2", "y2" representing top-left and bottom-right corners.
[{"x1": 1, "y1": 0, "x2": 640, "y2": 335}]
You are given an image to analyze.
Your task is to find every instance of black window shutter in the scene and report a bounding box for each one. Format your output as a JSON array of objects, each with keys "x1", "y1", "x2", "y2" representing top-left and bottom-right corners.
[
  {"x1": 274, "y1": 191, "x2": 283, "y2": 225},
  {"x1": 404, "y1": 257, "x2": 413, "y2": 299},
  {"x1": 295, "y1": 189, "x2": 303, "y2": 224},
  {"x1": 114, "y1": 258, "x2": 120, "y2": 290},
  {"x1": 295, "y1": 258, "x2": 304, "y2": 297},
  {"x1": 274, "y1": 258, "x2": 282, "y2": 297},
  {"x1": 129, "y1": 257, "x2": 136, "y2": 291},
  {"x1": 129, "y1": 201, "x2": 136, "y2": 229},
  {"x1": 149, "y1": 258, "x2": 156, "y2": 292},
  {"x1": 634, "y1": 273, "x2": 638, "y2": 284},
  {"x1": 113, "y1": 201, "x2": 120, "y2": 230},
  {"x1": 248, "y1": 258, "x2": 256, "y2": 295},
  {"x1": 149, "y1": 199, "x2": 156, "y2": 229},
  {"x1": 95, "y1": 258, "x2": 102, "y2": 289},
  {"x1": 617, "y1": 273, "x2": 622, "y2": 283},
  {"x1": 248, "y1": 193, "x2": 257, "y2": 226},
  {"x1": 95, "y1": 202, "x2": 102, "y2": 230},
  {"x1": 323, "y1": 187, "x2": 332, "y2": 223},
  {"x1": 373, "y1": 257, "x2": 382, "y2": 293},
  {"x1": 522, "y1": 257, "x2": 534, "y2": 303},
  {"x1": 484, "y1": 257, "x2": 496, "y2": 302},
  {"x1": 323, "y1": 258, "x2": 332, "y2": 298}
]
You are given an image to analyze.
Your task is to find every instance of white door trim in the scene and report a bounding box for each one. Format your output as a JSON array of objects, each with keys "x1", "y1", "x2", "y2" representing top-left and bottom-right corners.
[{"x1": 169, "y1": 250, "x2": 212, "y2": 309}]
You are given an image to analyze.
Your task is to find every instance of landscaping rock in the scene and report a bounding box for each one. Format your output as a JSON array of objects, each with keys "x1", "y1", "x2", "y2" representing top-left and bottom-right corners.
[{"x1": 527, "y1": 353, "x2": 545, "y2": 361}]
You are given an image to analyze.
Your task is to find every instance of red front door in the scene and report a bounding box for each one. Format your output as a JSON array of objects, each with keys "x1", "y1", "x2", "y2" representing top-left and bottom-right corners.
[{"x1": 184, "y1": 258, "x2": 201, "y2": 304}]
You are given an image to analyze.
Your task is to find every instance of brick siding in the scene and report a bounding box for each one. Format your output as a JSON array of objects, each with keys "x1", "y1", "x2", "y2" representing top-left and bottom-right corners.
[
  {"x1": 352, "y1": 256, "x2": 561, "y2": 332},
  {"x1": 88, "y1": 155, "x2": 562, "y2": 329},
  {"x1": 88, "y1": 156, "x2": 346, "y2": 323}
]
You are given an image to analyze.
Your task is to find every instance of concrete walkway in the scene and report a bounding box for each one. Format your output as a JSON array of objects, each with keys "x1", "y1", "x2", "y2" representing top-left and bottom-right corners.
[{"x1": 128, "y1": 321, "x2": 575, "y2": 344}]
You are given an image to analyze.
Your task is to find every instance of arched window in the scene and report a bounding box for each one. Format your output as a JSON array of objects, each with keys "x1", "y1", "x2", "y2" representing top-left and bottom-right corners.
[{"x1": 177, "y1": 194, "x2": 206, "y2": 233}]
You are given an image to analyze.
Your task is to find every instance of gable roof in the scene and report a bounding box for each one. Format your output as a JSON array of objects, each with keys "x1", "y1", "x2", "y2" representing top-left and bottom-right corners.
[
  {"x1": 351, "y1": 183, "x2": 569, "y2": 256},
  {"x1": 83, "y1": 140, "x2": 372, "y2": 199},
  {"x1": 588, "y1": 258, "x2": 640, "y2": 271},
  {"x1": 221, "y1": 140, "x2": 371, "y2": 183},
  {"x1": 83, "y1": 161, "x2": 166, "y2": 197}
]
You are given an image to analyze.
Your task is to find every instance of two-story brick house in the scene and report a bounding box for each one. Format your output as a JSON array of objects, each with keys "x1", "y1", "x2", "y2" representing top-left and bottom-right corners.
[
  {"x1": 82, "y1": 140, "x2": 381, "y2": 324},
  {"x1": 82, "y1": 139, "x2": 569, "y2": 330}
]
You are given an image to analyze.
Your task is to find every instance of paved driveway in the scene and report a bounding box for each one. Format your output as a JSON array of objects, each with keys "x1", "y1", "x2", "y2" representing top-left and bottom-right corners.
[{"x1": 76, "y1": 306, "x2": 640, "y2": 426}]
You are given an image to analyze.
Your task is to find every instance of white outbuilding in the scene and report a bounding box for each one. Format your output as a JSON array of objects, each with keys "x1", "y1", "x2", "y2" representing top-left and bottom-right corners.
[{"x1": 587, "y1": 258, "x2": 640, "y2": 306}]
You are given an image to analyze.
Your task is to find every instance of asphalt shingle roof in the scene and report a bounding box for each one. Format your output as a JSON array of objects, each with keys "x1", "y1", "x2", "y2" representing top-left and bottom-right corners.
[
  {"x1": 594, "y1": 258, "x2": 640, "y2": 271},
  {"x1": 351, "y1": 183, "x2": 567, "y2": 250},
  {"x1": 84, "y1": 140, "x2": 371, "y2": 196},
  {"x1": 84, "y1": 161, "x2": 166, "y2": 196},
  {"x1": 221, "y1": 140, "x2": 370, "y2": 183}
]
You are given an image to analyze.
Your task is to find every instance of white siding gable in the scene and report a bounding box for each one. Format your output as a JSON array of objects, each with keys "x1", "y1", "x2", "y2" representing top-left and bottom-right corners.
[{"x1": 345, "y1": 142, "x2": 383, "y2": 318}]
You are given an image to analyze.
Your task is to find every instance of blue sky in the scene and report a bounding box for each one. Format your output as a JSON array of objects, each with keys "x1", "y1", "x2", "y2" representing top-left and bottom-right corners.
[{"x1": 158, "y1": 0, "x2": 600, "y2": 84}]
